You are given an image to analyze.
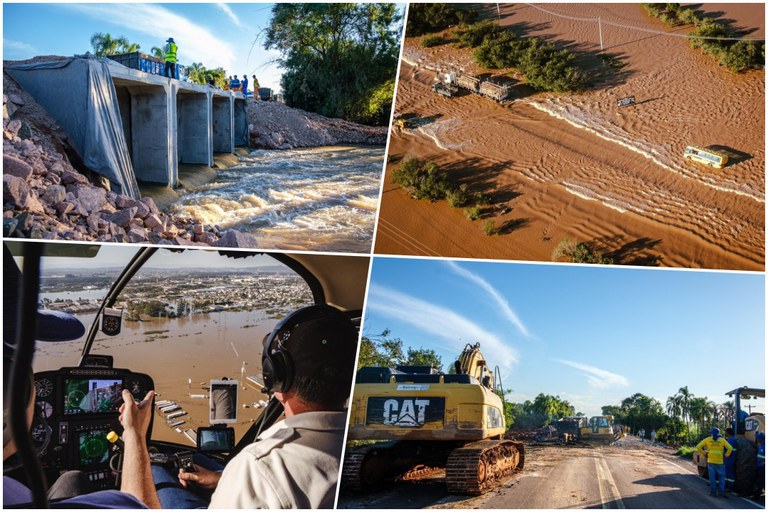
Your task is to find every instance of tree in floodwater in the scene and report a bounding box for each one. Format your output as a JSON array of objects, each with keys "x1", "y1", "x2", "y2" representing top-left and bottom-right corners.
[
  {"x1": 264, "y1": 3, "x2": 402, "y2": 125},
  {"x1": 90, "y1": 33, "x2": 141, "y2": 57}
]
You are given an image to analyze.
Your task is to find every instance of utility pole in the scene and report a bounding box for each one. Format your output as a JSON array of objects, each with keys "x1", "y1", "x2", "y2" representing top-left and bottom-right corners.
[{"x1": 598, "y1": 17, "x2": 604, "y2": 51}]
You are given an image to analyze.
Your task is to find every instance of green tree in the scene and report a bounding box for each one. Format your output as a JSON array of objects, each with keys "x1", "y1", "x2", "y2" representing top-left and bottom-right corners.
[
  {"x1": 265, "y1": 3, "x2": 402, "y2": 125},
  {"x1": 404, "y1": 347, "x2": 443, "y2": 368},
  {"x1": 552, "y1": 238, "x2": 613, "y2": 264},
  {"x1": 150, "y1": 46, "x2": 164, "y2": 60},
  {"x1": 90, "y1": 32, "x2": 140, "y2": 57},
  {"x1": 720, "y1": 40, "x2": 764, "y2": 73},
  {"x1": 187, "y1": 62, "x2": 207, "y2": 84},
  {"x1": 618, "y1": 393, "x2": 668, "y2": 433},
  {"x1": 406, "y1": 3, "x2": 476, "y2": 37},
  {"x1": 357, "y1": 329, "x2": 405, "y2": 368},
  {"x1": 205, "y1": 67, "x2": 228, "y2": 89}
]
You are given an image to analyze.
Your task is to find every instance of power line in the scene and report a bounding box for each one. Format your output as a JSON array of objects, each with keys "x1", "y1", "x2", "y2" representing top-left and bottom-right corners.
[{"x1": 524, "y1": 3, "x2": 765, "y2": 42}]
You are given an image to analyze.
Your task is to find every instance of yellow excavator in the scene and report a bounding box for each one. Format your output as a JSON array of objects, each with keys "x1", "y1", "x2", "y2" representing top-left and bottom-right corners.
[{"x1": 342, "y1": 343, "x2": 524, "y2": 495}]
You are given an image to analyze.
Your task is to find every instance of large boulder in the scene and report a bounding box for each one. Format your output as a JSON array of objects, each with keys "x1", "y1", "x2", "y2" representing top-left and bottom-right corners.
[
  {"x1": 74, "y1": 185, "x2": 108, "y2": 213},
  {"x1": 3, "y1": 154, "x2": 33, "y2": 180},
  {"x1": 42, "y1": 185, "x2": 67, "y2": 206},
  {"x1": 108, "y1": 207, "x2": 138, "y2": 228},
  {"x1": 213, "y1": 230, "x2": 259, "y2": 248}
]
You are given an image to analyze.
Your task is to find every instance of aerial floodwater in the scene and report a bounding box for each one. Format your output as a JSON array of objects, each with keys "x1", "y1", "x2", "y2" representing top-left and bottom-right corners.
[
  {"x1": 169, "y1": 146, "x2": 384, "y2": 253},
  {"x1": 378, "y1": 3, "x2": 765, "y2": 270}
]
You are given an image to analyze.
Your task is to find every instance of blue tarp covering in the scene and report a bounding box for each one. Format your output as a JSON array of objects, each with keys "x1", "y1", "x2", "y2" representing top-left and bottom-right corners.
[{"x1": 6, "y1": 56, "x2": 141, "y2": 199}]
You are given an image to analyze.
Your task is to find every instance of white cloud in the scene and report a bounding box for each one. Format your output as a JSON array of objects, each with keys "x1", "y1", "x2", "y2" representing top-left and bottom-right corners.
[
  {"x1": 367, "y1": 284, "x2": 519, "y2": 371},
  {"x1": 4, "y1": 38, "x2": 38, "y2": 55},
  {"x1": 555, "y1": 359, "x2": 629, "y2": 389},
  {"x1": 215, "y1": 4, "x2": 243, "y2": 28},
  {"x1": 63, "y1": 4, "x2": 235, "y2": 72},
  {"x1": 445, "y1": 261, "x2": 530, "y2": 337}
]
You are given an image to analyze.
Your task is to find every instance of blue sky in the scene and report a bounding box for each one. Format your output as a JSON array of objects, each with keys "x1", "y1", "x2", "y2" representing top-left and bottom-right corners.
[
  {"x1": 3, "y1": 3, "x2": 283, "y2": 90},
  {"x1": 364, "y1": 258, "x2": 765, "y2": 416}
]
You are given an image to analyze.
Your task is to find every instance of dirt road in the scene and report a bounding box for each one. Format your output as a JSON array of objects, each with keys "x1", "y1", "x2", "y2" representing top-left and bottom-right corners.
[{"x1": 337, "y1": 439, "x2": 764, "y2": 509}]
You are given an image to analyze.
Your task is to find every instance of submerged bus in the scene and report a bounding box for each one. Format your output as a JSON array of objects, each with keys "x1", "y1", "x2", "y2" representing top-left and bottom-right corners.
[{"x1": 683, "y1": 146, "x2": 728, "y2": 169}]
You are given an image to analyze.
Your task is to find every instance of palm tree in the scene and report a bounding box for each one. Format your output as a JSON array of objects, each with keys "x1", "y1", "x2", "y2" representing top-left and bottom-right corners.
[
  {"x1": 119, "y1": 39, "x2": 141, "y2": 54},
  {"x1": 187, "y1": 62, "x2": 207, "y2": 84},
  {"x1": 670, "y1": 386, "x2": 695, "y2": 443},
  {"x1": 91, "y1": 33, "x2": 120, "y2": 57},
  {"x1": 90, "y1": 32, "x2": 141, "y2": 57},
  {"x1": 150, "y1": 46, "x2": 164, "y2": 60},
  {"x1": 689, "y1": 397, "x2": 712, "y2": 440},
  {"x1": 666, "y1": 394, "x2": 682, "y2": 419}
]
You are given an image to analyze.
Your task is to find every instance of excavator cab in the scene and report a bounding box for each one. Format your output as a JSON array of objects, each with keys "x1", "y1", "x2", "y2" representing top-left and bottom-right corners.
[{"x1": 3, "y1": 241, "x2": 368, "y2": 508}]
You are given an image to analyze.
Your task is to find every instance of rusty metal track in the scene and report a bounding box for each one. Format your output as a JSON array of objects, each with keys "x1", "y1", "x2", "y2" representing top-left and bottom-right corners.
[
  {"x1": 445, "y1": 440, "x2": 525, "y2": 495},
  {"x1": 341, "y1": 448, "x2": 369, "y2": 491}
]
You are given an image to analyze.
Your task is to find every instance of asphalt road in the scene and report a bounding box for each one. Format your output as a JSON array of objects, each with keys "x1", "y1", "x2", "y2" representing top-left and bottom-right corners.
[{"x1": 337, "y1": 438, "x2": 765, "y2": 509}]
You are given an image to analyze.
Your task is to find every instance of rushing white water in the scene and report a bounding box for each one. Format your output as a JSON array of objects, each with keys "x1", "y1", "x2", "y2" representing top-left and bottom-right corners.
[{"x1": 170, "y1": 146, "x2": 385, "y2": 252}]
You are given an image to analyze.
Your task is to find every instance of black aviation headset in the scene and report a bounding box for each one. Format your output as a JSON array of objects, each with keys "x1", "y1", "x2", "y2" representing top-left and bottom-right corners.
[{"x1": 261, "y1": 304, "x2": 352, "y2": 394}]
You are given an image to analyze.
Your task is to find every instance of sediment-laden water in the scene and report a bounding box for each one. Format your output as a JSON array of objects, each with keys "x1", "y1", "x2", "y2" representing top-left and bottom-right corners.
[{"x1": 170, "y1": 146, "x2": 385, "y2": 253}]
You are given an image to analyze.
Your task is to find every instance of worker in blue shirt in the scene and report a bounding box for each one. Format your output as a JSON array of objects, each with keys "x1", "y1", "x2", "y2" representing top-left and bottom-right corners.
[
  {"x1": 229, "y1": 75, "x2": 241, "y2": 92},
  {"x1": 241, "y1": 75, "x2": 249, "y2": 97}
]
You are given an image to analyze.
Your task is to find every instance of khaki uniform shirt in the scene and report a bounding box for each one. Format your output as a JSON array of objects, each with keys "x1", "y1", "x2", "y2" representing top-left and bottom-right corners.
[{"x1": 210, "y1": 411, "x2": 345, "y2": 508}]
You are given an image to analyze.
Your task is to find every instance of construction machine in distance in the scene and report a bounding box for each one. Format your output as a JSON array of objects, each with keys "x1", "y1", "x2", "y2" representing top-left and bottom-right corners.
[
  {"x1": 579, "y1": 415, "x2": 621, "y2": 444},
  {"x1": 342, "y1": 343, "x2": 524, "y2": 495},
  {"x1": 692, "y1": 387, "x2": 764, "y2": 495}
]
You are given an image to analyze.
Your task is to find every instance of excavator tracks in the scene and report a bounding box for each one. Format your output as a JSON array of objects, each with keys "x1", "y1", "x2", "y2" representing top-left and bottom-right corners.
[{"x1": 445, "y1": 440, "x2": 525, "y2": 495}]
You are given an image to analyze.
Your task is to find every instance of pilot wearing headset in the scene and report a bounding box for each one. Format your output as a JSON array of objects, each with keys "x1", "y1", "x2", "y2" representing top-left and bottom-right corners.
[{"x1": 119, "y1": 304, "x2": 358, "y2": 509}]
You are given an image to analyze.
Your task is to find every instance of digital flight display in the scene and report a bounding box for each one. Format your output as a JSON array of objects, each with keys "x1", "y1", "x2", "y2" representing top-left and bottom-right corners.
[
  {"x1": 64, "y1": 378, "x2": 124, "y2": 415},
  {"x1": 78, "y1": 428, "x2": 111, "y2": 466}
]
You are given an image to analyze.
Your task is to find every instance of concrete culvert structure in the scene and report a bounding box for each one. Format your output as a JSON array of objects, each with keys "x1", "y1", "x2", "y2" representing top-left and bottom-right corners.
[
  {"x1": 233, "y1": 96, "x2": 248, "y2": 147},
  {"x1": 175, "y1": 86, "x2": 213, "y2": 167},
  {"x1": 212, "y1": 94, "x2": 233, "y2": 154},
  {"x1": 112, "y1": 78, "x2": 173, "y2": 187},
  {"x1": 5, "y1": 56, "x2": 140, "y2": 198}
]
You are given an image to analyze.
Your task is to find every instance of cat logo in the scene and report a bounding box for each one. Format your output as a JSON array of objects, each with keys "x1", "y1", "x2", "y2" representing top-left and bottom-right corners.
[{"x1": 383, "y1": 398, "x2": 430, "y2": 427}]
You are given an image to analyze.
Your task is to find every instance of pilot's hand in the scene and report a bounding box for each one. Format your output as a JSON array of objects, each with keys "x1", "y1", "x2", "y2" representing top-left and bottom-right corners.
[
  {"x1": 119, "y1": 389, "x2": 155, "y2": 441},
  {"x1": 178, "y1": 464, "x2": 222, "y2": 491}
]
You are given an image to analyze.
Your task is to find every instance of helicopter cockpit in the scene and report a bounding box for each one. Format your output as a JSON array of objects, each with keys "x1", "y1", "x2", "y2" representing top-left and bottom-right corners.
[{"x1": 4, "y1": 241, "x2": 368, "y2": 508}]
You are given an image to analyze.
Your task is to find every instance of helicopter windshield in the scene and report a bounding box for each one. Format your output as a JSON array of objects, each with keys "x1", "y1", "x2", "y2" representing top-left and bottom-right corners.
[{"x1": 30, "y1": 245, "x2": 314, "y2": 447}]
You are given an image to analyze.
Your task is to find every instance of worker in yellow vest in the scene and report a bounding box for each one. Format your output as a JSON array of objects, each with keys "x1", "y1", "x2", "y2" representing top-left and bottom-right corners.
[
  {"x1": 164, "y1": 37, "x2": 178, "y2": 80},
  {"x1": 695, "y1": 427, "x2": 733, "y2": 498}
]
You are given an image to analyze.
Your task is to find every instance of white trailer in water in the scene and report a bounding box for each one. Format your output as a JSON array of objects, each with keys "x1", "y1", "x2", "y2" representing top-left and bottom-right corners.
[
  {"x1": 479, "y1": 81, "x2": 510, "y2": 101},
  {"x1": 456, "y1": 74, "x2": 481, "y2": 93}
]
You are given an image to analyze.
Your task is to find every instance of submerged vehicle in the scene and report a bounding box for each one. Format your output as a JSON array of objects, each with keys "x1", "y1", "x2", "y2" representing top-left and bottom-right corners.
[
  {"x1": 683, "y1": 145, "x2": 728, "y2": 169},
  {"x1": 3, "y1": 241, "x2": 368, "y2": 508},
  {"x1": 692, "y1": 387, "x2": 764, "y2": 495},
  {"x1": 432, "y1": 81, "x2": 459, "y2": 98},
  {"x1": 342, "y1": 342, "x2": 524, "y2": 495}
]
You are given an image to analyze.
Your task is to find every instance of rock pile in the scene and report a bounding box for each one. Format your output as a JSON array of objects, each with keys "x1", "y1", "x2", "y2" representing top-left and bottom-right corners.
[
  {"x1": 247, "y1": 100, "x2": 388, "y2": 149},
  {"x1": 2, "y1": 75, "x2": 258, "y2": 248}
]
